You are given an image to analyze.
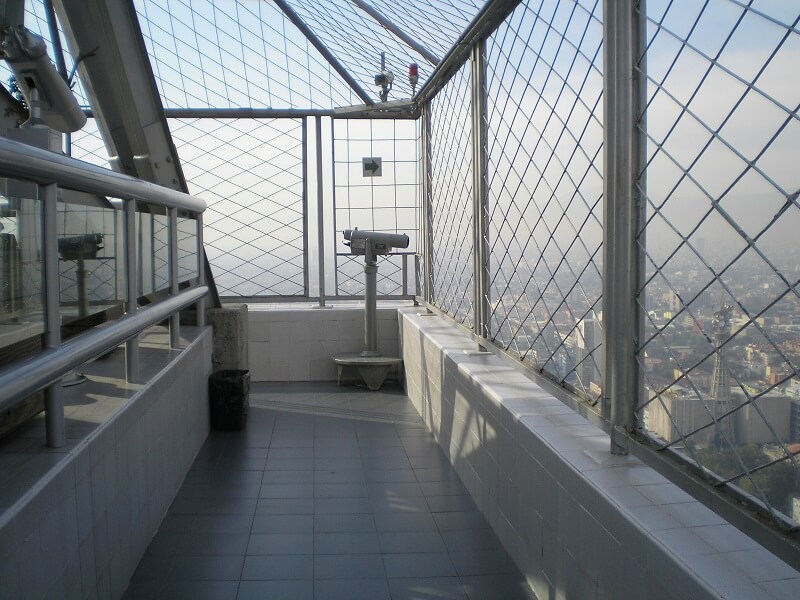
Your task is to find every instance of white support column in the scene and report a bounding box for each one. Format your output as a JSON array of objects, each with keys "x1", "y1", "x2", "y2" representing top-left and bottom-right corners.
[{"x1": 196, "y1": 212, "x2": 206, "y2": 327}]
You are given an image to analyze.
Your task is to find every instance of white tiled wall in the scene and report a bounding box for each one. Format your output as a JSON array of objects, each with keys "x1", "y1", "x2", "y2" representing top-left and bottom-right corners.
[
  {"x1": 0, "y1": 330, "x2": 212, "y2": 600},
  {"x1": 247, "y1": 306, "x2": 400, "y2": 381},
  {"x1": 400, "y1": 308, "x2": 800, "y2": 600}
]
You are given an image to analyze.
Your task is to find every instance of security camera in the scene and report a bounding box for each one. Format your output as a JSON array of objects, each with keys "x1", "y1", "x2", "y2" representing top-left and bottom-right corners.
[{"x1": 0, "y1": 26, "x2": 86, "y2": 133}]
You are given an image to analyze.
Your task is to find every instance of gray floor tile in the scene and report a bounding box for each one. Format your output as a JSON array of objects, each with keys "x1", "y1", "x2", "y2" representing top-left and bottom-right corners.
[
  {"x1": 384, "y1": 553, "x2": 457, "y2": 578},
  {"x1": 261, "y1": 470, "x2": 314, "y2": 484},
  {"x1": 314, "y1": 497, "x2": 374, "y2": 514},
  {"x1": 441, "y1": 529, "x2": 505, "y2": 553},
  {"x1": 256, "y1": 498, "x2": 314, "y2": 515},
  {"x1": 260, "y1": 483, "x2": 314, "y2": 498},
  {"x1": 267, "y1": 447, "x2": 314, "y2": 459},
  {"x1": 314, "y1": 513, "x2": 376, "y2": 533},
  {"x1": 159, "y1": 580, "x2": 239, "y2": 600},
  {"x1": 314, "y1": 531, "x2": 381, "y2": 554},
  {"x1": 433, "y1": 511, "x2": 490, "y2": 531},
  {"x1": 265, "y1": 457, "x2": 314, "y2": 471},
  {"x1": 314, "y1": 554, "x2": 386, "y2": 580},
  {"x1": 426, "y1": 494, "x2": 477, "y2": 513},
  {"x1": 236, "y1": 580, "x2": 313, "y2": 600},
  {"x1": 168, "y1": 555, "x2": 245, "y2": 580},
  {"x1": 314, "y1": 468, "x2": 366, "y2": 483},
  {"x1": 461, "y1": 574, "x2": 537, "y2": 600},
  {"x1": 251, "y1": 514, "x2": 313, "y2": 534},
  {"x1": 364, "y1": 469, "x2": 417, "y2": 483},
  {"x1": 176, "y1": 533, "x2": 250, "y2": 556},
  {"x1": 378, "y1": 530, "x2": 447, "y2": 554},
  {"x1": 367, "y1": 482, "x2": 424, "y2": 497},
  {"x1": 449, "y1": 550, "x2": 515, "y2": 576},
  {"x1": 314, "y1": 482, "x2": 369, "y2": 498},
  {"x1": 388, "y1": 577, "x2": 468, "y2": 600},
  {"x1": 313, "y1": 578, "x2": 390, "y2": 600},
  {"x1": 247, "y1": 533, "x2": 313, "y2": 555},
  {"x1": 241, "y1": 555, "x2": 313, "y2": 580},
  {"x1": 374, "y1": 512, "x2": 437, "y2": 532},
  {"x1": 371, "y1": 494, "x2": 431, "y2": 514},
  {"x1": 419, "y1": 479, "x2": 468, "y2": 496}
]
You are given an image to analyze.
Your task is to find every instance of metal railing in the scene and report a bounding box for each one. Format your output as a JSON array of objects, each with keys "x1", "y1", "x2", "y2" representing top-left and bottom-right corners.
[{"x1": 0, "y1": 136, "x2": 207, "y2": 448}]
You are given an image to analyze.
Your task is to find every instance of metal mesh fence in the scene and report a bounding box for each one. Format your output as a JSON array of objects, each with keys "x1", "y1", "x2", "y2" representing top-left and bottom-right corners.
[
  {"x1": 634, "y1": 1, "x2": 800, "y2": 526},
  {"x1": 484, "y1": 0, "x2": 604, "y2": 400},
  {"x1": 428, "y1": 62, "x2": 474, "y2": 327},
  {"x1": 170, "y1": 118, "x2": 306, "y2": 297},
  {"x1": 134, "y1": 0, "x2": 355, "y2": 109},
  {"x1": 332, "y1": 118, "x2": 419, "y2": 297}
]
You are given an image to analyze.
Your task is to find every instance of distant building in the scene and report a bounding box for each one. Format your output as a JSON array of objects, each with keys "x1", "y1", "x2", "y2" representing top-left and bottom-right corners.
[{"x1": 575, "y1": 317, "x2": 602, "y2": 393}]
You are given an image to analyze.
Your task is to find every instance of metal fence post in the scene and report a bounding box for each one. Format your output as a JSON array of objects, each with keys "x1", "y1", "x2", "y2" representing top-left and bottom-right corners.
[
  {"x1": 169, "y1": 206, "x2": 180, "y2": 348},
  {"x1": 42, "y1": 183, "x2": 65, "y2": 447},
  {"x1": 302, "y1": 118, "x2": 310, "y2": 297},
  {"x1": 124, "y1": 199, "x2": 139, "y2": 382},
  {"x1": 603, "y1": 0, "x2": 646, "y2": 454},
  {"x1": 315, "y1": 115, "x2": 328, "y2": 307},
  {"x1": 471, "y1": 40, "x2": 490, "y2": 339},
  {"x1": 422, "y1": 103, "x2": 434, "y2": 305},
  {"x1": 196, "y1": 212, "x2": 206, "y2": 327}
]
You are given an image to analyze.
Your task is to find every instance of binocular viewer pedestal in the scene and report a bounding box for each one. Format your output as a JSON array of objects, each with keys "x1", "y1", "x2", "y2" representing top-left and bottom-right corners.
[{"x1": 333, "y1": 229, "x2": 408, "y2": 390}]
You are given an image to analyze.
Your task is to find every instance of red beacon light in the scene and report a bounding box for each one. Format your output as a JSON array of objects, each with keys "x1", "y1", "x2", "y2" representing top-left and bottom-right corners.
[{"x1": 409, "y1": 63, "x2": 419, "y2": 96}]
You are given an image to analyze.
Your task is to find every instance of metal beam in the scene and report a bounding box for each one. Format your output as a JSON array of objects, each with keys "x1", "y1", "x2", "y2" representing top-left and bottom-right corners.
[
  {"x1": 273, "y1": 0, "x2": 375, "y2": 106},
  {"x1": 414, "y1": 0, "x2": 521, "y2": 108},
  {"x1": 602, "y1": 0, "x2": 646, "y2": 454},
  {"x1": 349, "y1": 0, "x2": 440, "y2": 66},
  {"x1": 471, "y1": 40, "x2": 489, "y2": 339}
]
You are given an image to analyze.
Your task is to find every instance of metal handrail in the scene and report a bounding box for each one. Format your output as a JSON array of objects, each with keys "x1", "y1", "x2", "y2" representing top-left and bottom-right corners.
[
  {"x1": 0, "y1": 136, "x2": 205, "y2": 212},
  {"x1": 0, "y1": 285, "x2": 208, "y2": 413}
]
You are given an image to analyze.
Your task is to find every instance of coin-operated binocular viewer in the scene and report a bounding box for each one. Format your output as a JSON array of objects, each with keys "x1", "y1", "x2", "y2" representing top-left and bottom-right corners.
[
  {"x1": 333, "y1": 228, "x2": 409, "y2": 390},
  {"x1": 58, "y1": 234, "x2": 104, "y2": 318},
  {"x1": 343, "y1": 228, "x2": 409, "y2": 357}
]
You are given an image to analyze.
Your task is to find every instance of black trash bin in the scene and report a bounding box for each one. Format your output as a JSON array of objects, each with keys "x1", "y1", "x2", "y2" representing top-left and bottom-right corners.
[{"x1": 209, "y1": 370, "x2": 250, "y2": 431}]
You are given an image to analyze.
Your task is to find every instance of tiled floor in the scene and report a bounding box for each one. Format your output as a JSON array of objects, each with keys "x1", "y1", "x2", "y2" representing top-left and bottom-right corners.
[{"x1": 123, "y1": 382, "x2": 536, "y2": 600}]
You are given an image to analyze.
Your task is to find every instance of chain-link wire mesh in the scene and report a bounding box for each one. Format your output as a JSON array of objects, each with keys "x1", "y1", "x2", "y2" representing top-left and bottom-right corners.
[
  {"x1": 169, "y1": 118, "x2": 305, "y2": 298},
  {"x1": 634, "y1": 1, "x2": 800, "y2": 527},
  {"x1": 484, "y1": 0, "x2": 604, "y2": 401},
  {"x1": 332, "y1": 118, "x2": 419, "y2": 297},
  {"x1": 427, "y1": 62, "x2": 474, "y2": 327},
  {"x1": 359, "y1": 0, "x2": 484, "y2": 59},
  {"x1": 133, "y1": 0, "x2": 356, "y2": 109},
  {"x1": 286, "y1": 0, "x2": 434, "y2": 102}
]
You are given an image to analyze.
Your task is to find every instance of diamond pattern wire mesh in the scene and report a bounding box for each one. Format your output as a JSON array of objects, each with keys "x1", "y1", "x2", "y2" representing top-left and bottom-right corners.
[
  {"x1": 169, "y1": 118, "x2": 305, "y2": 298},
  {"x1": 634, "y1": 1, "x2": 800, "y2": 526},
  {"x1": 286, "y1": 0, "x2": 435, "y2": 101},
  {"x1": 428, "y1": 62, "x2": 474, "y2": 327},
  {"x1": 332, "y1": 118, "x2": 419, "y2": 297},
  {"x1": 134, "y1": 0, "x2": 356, "y2": 109},
  {"x1": 484, "y1": 0, "x2": 604, "y2": 400},
  {"x1": 360, "y1": 0, "x2": 484, "y2": 59}
]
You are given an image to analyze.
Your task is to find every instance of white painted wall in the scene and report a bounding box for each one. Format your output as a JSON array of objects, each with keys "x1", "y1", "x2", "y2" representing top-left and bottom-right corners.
[{"x1": 247, "y1": 305, "x2": 400, "y2": 381}]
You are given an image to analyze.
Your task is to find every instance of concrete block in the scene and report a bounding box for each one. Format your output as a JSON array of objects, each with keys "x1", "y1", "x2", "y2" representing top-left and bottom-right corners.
[{"x1": 209, "y1": 304, "x2": 249, "y2": 371}]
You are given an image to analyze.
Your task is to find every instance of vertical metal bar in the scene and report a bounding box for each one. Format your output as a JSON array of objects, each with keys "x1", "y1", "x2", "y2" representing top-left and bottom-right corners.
[
  {"x1": 124, "y1": 199, "x2": 139, "y2": 382},
  {"x1": 302, "y1": 118, "x2": 310, "y2": 297},
  {"x1": 402, "y1": 253, "x2": 408, "y2": 297},
  {"x1": 168, "y1": 206, "x2": 180, "y2": 347},
  {"x1": 330, "y1": 118, "x2": 340, "y2": 297},
  {"x1": 196, "y1": 212, "x2": 206, "y2": 327},
  {"x1": 41, "y1": 183, "x2": 64, "y2": 448},
  {"x1": 315, "y1": 115, "x2": 327, "y2": 307},
  {"x1": 471, "y1": 40, "x2": 490, "y2": 339},
  {"x1": 603, "y1": 0, "x2": 646, "y2": 454},
  {"x1": 422, "y1": 103, "x2": 435, "y2": 305}
]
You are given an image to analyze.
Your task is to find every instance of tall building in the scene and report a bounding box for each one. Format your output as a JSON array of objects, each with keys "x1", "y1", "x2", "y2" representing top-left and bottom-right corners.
[{"x1": 710, "y1": 304, "x2": 736, "y2": 446}]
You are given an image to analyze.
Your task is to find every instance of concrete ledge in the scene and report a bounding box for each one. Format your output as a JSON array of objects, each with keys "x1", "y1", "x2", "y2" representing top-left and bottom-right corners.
[
  {"x1": 399, "y1": 309, "x2": 800, "y2": 600},
  {"x1": 0, "y1": 328, "x2": 212, "y2": 600}
]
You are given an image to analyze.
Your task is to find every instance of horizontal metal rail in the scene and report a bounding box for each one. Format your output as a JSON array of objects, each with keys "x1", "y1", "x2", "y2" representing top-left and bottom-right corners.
[
  {"x1": 0, "y1": 137, "x2": 205, "y2": 213},
  {"x1": 0, "y1": 285, "x2": 208, "y2": 413}
]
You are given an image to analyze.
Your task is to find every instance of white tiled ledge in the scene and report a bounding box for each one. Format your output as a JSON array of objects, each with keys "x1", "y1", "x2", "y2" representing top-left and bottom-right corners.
[{"x1": 399, "y1": 308, "x2": 799, "y2": 600}]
